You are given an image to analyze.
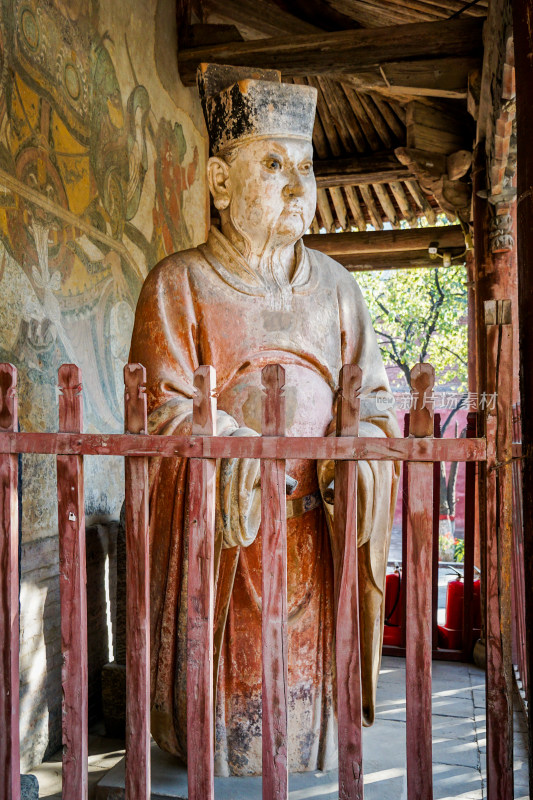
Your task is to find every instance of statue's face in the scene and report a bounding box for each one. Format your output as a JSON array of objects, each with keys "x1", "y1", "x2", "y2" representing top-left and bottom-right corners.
[{"x1": 209, "y1": 137, "x2": 316, "y2": 250}]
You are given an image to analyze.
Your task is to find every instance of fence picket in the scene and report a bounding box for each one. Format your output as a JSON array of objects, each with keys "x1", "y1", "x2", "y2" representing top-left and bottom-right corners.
[
  {"x1": 0, "y1": 364, "x2": 19, "y2": 800},
  {"x1": 124, "y1": 364, "x2": 150, "y2": 800},
  {"x1": 406, "y1": 363, "x2": 435, "y2": 800},
  {"x1": 57, "y1": 364, "x2": 88, "y2": 800},
  {"x1": 334, "y1": 364, "x2": 363, "y2": 800},
  {"x1": 187, "y1": 366, "x2": 217, "y2": 800},
  {"x1": 462, "y1": 412, "x2": 477, "y2": 661},
  {"x1": 261, "y1": 364, "x2": 288, "y2": 800},
  {"x1": 484, "y1": 301, "x2": 513, "y2": 800}
]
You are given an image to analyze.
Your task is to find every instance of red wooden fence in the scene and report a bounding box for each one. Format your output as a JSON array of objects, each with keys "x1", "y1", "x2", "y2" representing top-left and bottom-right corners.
[{"x1": 0, "y1": 299, "x2": 515, "y2": 800}]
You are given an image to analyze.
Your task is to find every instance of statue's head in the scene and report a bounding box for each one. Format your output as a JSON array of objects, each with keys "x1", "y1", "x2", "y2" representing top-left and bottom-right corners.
[{"x1": 198, "y1": 64, "x2": 318, "y2": 251}]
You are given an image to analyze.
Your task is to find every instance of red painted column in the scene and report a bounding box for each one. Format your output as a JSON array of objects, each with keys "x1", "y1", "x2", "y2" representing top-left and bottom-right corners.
[
  {"x1": 0, "y1": 364, "x2": 20, "y2": 800},
  {"x1": 512, "y1": 2, "x2": 533, "y2": 792}
]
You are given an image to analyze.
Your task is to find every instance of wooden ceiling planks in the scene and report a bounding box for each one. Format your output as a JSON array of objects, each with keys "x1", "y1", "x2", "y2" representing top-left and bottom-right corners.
[
  {"x1": 328, "y1": 0, "x2": 487, "y2": 26},
  {"x1": 190, "y1": 0, "x2": 479, "y2": 232},
  {"x1": 308, "y1": 75, "x2": 436, "y2": 231}
]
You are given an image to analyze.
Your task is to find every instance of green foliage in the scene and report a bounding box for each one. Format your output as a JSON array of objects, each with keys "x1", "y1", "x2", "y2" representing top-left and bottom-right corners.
[
  {"x1": 356, "y1": 264, "x2": 468, "y2": 390},
  {"x1": 454, "y1": 538, "x2": 465, "y2": 563}
]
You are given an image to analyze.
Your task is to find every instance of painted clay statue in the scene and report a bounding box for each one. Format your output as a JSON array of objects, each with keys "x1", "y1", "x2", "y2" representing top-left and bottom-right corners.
[{"x1": 129, "y1": 63, "x2": 400, "y2": 776}]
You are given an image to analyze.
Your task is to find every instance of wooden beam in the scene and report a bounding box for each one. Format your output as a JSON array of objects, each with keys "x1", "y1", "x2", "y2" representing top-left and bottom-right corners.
[
  {"x1": 178, "y1": 17, "x2": 484, "y2": 87},
  {"x1": 341, "y1": 252, "x2": 464, "y2": 271},
  {"x1": 314, "y1": 151, "x2": 411, "y2": 188},
  {"x1": 343, "y1": 56, "x2": 481, "y2": 100},
  {"x1": 304, "y1": 225, "x2": 464, "y2": 259}
]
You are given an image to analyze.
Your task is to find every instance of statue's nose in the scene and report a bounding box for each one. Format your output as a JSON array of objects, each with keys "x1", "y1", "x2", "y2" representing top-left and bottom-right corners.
[{"x1": 283, "y1": 173, "x2": 305, "y2": 198}]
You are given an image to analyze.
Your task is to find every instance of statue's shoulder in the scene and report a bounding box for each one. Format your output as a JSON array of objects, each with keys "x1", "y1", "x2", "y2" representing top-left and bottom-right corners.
[
  {"x1": 142, "y1": 246, "x2": 207, "y2": 291},
  {"x1": 305, "y1": 246, "x2": 361, "y2": 293}
]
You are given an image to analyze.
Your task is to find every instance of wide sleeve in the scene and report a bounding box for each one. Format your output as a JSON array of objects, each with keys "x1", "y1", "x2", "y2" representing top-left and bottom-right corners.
[{"x1": 129, "y1": 255, "x2": 261, "y2": 551}]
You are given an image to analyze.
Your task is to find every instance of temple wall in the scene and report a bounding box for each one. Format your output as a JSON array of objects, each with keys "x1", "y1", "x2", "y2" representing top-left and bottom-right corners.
[{"x1": 0, "y1": 0, "x2": 208, "y2": 769}]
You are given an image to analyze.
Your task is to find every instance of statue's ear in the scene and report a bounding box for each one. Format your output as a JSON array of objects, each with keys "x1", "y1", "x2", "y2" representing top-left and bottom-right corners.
[{"x1": 207, "y1": 156, "x2": 231, "y2": 211}]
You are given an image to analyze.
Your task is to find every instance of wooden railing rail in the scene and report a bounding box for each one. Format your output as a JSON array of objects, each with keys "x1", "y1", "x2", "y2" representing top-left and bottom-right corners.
[{"x1": 0, "y1": 303, "x2": 514, "y2": 800}]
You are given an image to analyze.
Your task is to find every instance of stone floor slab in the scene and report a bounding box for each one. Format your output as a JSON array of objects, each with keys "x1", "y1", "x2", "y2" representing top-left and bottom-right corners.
[{"x1": 30, "y1": 660, "x2": 529, "y2": 800}]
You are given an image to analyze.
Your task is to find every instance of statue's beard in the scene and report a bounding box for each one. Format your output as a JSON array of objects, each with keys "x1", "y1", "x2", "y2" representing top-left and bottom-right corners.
[{"x1": 228, "y1": 201, "x2": 308, "y2": 261}]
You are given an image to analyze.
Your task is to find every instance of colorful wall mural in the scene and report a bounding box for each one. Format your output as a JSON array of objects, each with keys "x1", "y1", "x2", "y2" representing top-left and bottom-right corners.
[{"x1": 0, "y1": 0, "x2": 208, "y2": 768}]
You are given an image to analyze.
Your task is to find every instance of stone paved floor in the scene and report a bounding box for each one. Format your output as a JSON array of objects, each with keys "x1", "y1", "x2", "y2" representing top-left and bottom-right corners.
[{"x1": 30, "y1": 657, "x2": 529, "y2": 799}]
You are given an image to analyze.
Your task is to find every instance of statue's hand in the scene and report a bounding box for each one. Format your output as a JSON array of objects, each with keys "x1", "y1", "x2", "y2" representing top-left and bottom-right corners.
[{"x1": 218, "y1": 427, "x2": 261, "y2": 548}]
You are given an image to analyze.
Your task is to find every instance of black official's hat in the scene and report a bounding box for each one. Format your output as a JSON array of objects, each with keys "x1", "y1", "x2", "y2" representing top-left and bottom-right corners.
[{"x1": 197, "y1": 63, "x2": 317, "y2": 155}]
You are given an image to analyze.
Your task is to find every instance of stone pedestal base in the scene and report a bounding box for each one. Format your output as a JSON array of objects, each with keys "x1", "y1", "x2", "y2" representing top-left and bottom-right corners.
[
  {"x1": 95, "y1": 742, "x2": 338, "y2": 800},
  {"x1": 21, "y1": 775, "x2": 39, "y2": 800}
]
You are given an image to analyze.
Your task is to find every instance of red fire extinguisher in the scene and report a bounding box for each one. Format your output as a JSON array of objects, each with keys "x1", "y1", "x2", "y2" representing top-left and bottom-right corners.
[
  {"x1": 438, "y1": 569, "x2": 464, "y2": 650},
  {"x1": 383, "y1": 566, "x2": 403, "y2": 647},
  {"x1": 437, "y1": 567, "x2": 482, "y2": 652}
]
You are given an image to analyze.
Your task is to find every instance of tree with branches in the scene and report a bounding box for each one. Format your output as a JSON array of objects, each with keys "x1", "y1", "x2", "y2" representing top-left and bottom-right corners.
[
  {"x1": 357, "y1": 264, "x2": 468, "y2": 392},
  {"x1": 357, "y1": 264, "x2": 468, "y2": 548}
]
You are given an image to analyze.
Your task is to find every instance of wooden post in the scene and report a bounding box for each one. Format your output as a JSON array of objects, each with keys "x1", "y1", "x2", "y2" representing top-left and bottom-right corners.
[
  {"x1": 484, "y1": 299, "x2": 513, "y2": 800},
  {"x1": 431, "y1": 414, "x2": 440, "y2": 652},
  {"x1": 187, "y1": 366, "x2": 217, "y2": 800},
  {"x1": 401, "y1": 413, "x2": 409, "y2": 650},
  {"x1": 261, "y1": 364, "x2": 288, "y2": 800},
  {"x1": 57, "y1": 364, "x2": 88, "y2": 800},
  {"x1": 462, "y1": 413, "x2": 477, "y2": 660},
  {"x1": 0, "y1": 364, "x2": 20, "y2": 800},
  {"x1": 334, "y1": 364, "x2": 363, "y2": 800},
  {"x1": 406, "y1": 363, "x2": 434, "y2": 800},
  {"x1": 124, "y1": 365, "x2": 150, "y2": 800},
  {"x1": 510, "y1": 2, "x2": 533, "y2": 789},
  {"x1": 466, "y1": 249, "x2": 477, "y2": 395}
]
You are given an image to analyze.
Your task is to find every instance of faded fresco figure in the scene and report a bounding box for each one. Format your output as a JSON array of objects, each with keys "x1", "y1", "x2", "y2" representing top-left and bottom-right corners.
[{"x1": 129, "y1": 63, "x2": 400, "y2": 776}]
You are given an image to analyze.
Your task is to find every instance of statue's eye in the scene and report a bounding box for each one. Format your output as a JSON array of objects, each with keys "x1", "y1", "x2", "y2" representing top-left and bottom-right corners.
[
  {"x1": 300, "y1": 162, "x2": 313, "y2": 175},
  {"x1": 264, "y1": 157, "x2": 282, "y2": 171}
]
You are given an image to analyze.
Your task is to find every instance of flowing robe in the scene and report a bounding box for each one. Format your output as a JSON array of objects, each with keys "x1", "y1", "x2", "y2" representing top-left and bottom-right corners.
[{"x1": 129, "y1": 227, "x2": 400, "y2": 776}]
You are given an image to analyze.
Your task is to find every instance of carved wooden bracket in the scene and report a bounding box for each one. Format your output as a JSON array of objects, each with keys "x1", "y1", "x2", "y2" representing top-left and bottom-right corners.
[{"x1": 395, "y1": 146, "x2": 472, "y2": 223}]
